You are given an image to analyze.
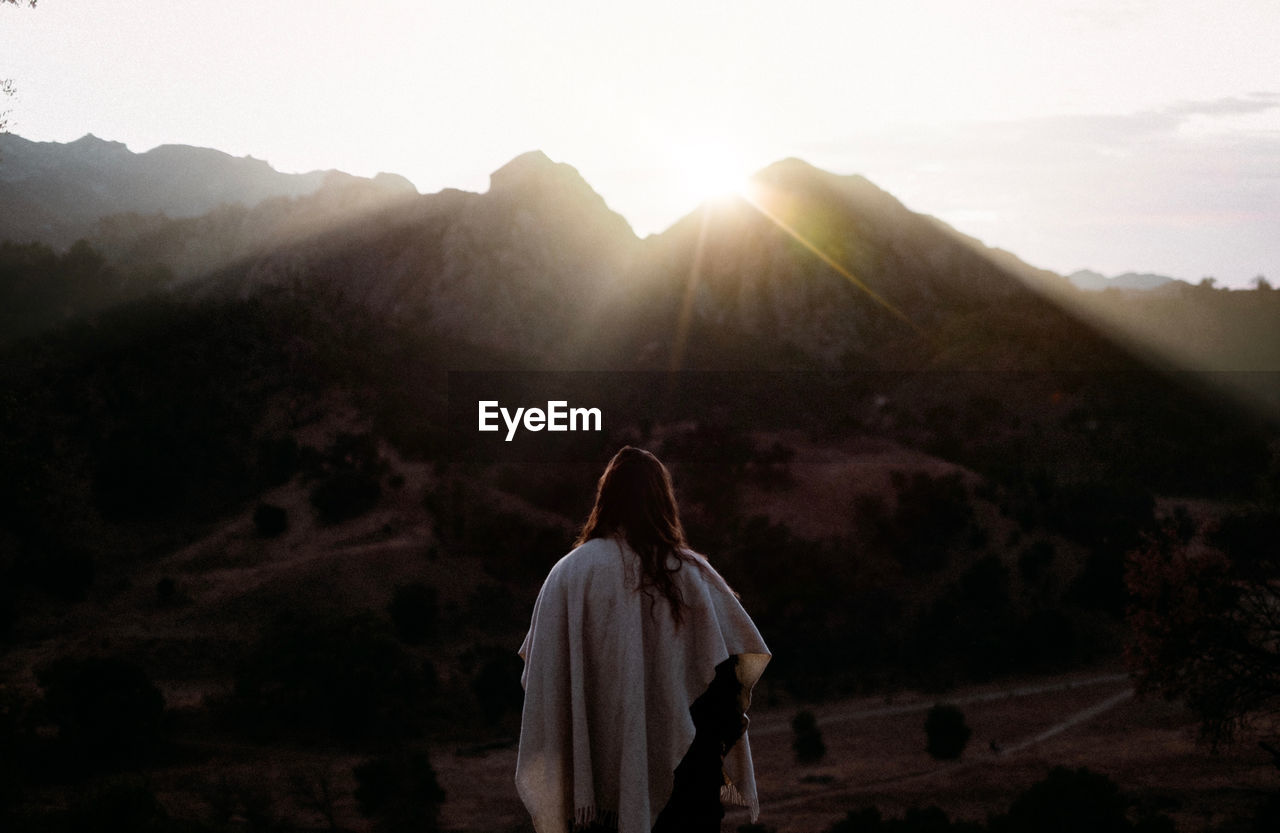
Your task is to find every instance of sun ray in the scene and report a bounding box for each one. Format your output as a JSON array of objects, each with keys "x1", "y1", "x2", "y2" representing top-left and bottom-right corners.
[{"x1": 740, "y1": 180, "x2": 922, "y2": 334}]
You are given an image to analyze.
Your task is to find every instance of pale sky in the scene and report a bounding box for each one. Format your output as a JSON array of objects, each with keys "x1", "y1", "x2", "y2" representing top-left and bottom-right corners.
[{"x1": 3, "y1": 0, "x2": 1278, "y2": 286}]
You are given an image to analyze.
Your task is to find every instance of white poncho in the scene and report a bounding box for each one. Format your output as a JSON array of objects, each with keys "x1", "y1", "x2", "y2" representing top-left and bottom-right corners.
[{"x1": 516, "y1": 537, "x2": 770, "y2": 833}]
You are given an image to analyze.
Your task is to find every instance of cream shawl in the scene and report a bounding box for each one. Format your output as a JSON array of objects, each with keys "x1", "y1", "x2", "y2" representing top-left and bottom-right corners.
[{"x1": 516, "y1": 537, "x2": 770, "y2": 833}]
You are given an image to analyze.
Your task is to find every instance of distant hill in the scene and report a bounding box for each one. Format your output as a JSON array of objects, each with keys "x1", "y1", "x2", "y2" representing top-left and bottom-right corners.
[
  {"x1": 1067, "y1": 269, "x2": 1181, "y2": 291},
  {"x1": 0, "y1": 132, "x2": 416, "y2": 249}
]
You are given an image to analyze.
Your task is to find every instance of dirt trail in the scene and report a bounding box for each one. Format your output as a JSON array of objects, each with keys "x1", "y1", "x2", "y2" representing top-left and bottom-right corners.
[
  {"x1": 749, "y1": 672, "x2": 1131, "y2": 739},
  {"x1": 732, "y1": 672, "x2": 1137, "y2": 818}
]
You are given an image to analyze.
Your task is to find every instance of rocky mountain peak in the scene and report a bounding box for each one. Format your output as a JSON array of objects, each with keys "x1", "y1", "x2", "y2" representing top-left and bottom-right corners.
[{"x1": 488, "y1": 150, "x2": 592, "y2": 198}]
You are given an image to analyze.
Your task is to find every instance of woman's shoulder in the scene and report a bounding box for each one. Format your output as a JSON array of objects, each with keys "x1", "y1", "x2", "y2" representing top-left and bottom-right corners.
[
  {"x1": 545, "y1": 537, "x2": 627, "y2": 584},
  {"x1": 675, "y1": 548, "x2": 735, "y2": 595}
]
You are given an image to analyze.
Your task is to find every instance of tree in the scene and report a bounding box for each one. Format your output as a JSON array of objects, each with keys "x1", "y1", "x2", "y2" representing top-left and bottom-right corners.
[
  {"x1": 36, "y1": 655, "x2": 166, "y2": 770},
  {"x1": 388, "y1": 581, "x2": 438, "y2": 645},
  {"x1": 231, "y1": 610, "x2": 427, "y2": 744},
  {"x1": 924, "y1": 704, "x2": 971, "y2": 760},
  {"x1": 791, "y1": 709, "x2": 826, "y2": 763},
  {"x1": 252, "y1": 502, "x2": 288, "y2": 537},
  {"x1": 0, "y1": 2, "x2": 36, "y2": 134},
  {"x1": 353, "y1": 751, "x2": 446, "y2": 833},
  {"x1": 1125, "y1": 509, "x2": 1280, "y2": 745},
  {"x1": 1001, "y1": 767, "x2": 1131, "y2": 833}
]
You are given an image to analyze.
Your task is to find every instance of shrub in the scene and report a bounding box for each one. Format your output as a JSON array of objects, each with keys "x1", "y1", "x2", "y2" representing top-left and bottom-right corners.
[
  {"x1": 1001, "y1": 766, "x2": 1130, "y2": 833},
  {"x1": 63, "y1": 777, "x2": 171, "y2": 833},
  {"x1": 252, "y1": 502, "x2": 288, "y2": 537},
  {"x1": 1253, "y1": 794, "x2": 1280, "y2": 833},
  {"x1": 36, "y1": 655, "x2": 166, "y2": 770},
  {"x1": 388, "y1": 582, "x2": 438, "y2": 645},
  {"x1": 231, "y1": 611, "x2": 426, "y2": 745},
  {"x1": 466, "y1": 582, "x2": 522, "y2": 633},
  {"x1": 15, "y1": 542, "x2": 95, "y2": 602},
  {"x1": 353, "y1": 750, "x2": 446, "y2": 833},
  {"x1": 470, "y1": 652, "x2": 525, "y2": 729},
  {"x1": 791, "y1": 709, "x2": 826, "y2": 764},
  {"x1": 256, "y1": 434, "x2": 300, "y2": 486},
  {"x1": 825, "y1": 805, "x2": 983, "y2": 833},
  {"x1": 310, "y1": 470, "x2": 381, "y2": 525},
  {"x1": 924, "y1": 704, "x2": 970, "y2": 761},
  {"x1": 154, "y1": 576, "x2": 178, "y2": 607}
]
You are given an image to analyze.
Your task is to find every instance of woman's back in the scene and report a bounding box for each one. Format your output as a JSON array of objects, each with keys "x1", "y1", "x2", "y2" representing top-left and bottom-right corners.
[{"x1": 517, "y1": 535, "x2": 769, "y2": 833}]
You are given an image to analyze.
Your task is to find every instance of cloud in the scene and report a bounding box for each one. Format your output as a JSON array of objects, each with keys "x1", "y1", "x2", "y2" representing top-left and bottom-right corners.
[{"x1": 1165, "y1": 94, "x2": 1280, "y2": 117}]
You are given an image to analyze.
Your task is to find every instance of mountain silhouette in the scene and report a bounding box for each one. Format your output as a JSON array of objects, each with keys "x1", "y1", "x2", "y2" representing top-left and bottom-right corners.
[
  {"x1": 1067, "y1": 270, "x2": 1181, "y2": 292},
  {"x1": 0, "y1": 132, "x2": 415, "y2": 249},
  {"x1": 3, "y1": 135, "x2": 1276, "y2": 375},
  {"x1": 631, "y1": 157, "x2": 1087, "y2": 369}
]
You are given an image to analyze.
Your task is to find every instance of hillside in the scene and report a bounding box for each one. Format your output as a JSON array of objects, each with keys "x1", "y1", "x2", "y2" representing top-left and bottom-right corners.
[{"x1": 1, "y1": 139, "x2": 1279, "y2": 832}]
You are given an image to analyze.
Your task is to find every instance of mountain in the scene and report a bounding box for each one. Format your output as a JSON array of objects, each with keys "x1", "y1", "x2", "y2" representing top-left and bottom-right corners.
[
  {"x1": 184, "y1": 151, "x2": 1114, "y2": 371},
  {"x1": 1067, "y1": 269, "x2": 1181, "y2": 291},
  {"x1": 183, "y1": 149, "x2": 646, "y2": 366},
  {"x1": 0, "y1": 136, "x2": 1136, "y2": 370},
  {"x1": 6, "y1": 135, "x2": 1276, "y2": 376},
  {"x1": 628, "y1": 158, "x2": 1111, "y2": 369},
  {"x1": 0, "y1": 133, "x2": 416, "y2": 249}
]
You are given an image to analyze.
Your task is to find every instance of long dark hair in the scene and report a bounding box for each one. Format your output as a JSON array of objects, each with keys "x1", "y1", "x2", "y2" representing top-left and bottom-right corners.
[{"x1": 576, "y1": 446, "x2": 692, "y2": 622}]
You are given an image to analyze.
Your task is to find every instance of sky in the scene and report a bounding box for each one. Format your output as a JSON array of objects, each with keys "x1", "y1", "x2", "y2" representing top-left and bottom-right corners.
[{"x1": 2, "y1": 0, "x2": 1278, "y2": 287}]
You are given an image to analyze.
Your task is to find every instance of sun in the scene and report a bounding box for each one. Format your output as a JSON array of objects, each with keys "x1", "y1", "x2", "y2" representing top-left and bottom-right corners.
[{"x1": 669, "y1": 138, "x2": 754, "y2": 207}]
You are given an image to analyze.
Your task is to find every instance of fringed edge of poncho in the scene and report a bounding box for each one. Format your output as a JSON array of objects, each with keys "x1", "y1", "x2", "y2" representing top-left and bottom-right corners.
[
  {"x1": 722, "y1": 775, "x2": 760, "y2": 821},
  {"x1": 573, "y1": 805, "x2": 619, "y2": 831}
]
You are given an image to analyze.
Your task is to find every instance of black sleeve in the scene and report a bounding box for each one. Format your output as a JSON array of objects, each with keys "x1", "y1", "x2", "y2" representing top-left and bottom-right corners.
[{"x1": 651, "y1": 656, "x2": 747, "y2": 833}]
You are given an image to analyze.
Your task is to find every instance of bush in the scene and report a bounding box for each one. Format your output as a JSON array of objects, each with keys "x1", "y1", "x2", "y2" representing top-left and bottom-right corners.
[
  {"x1": 231, "y1": 610, "x2": 426, "y2": 745},
  {"x1": 353, "y1": 750, "x2": 446, "y2": 833},
  {"x1": 63, "y1": 777, "x2": 172, "y2": 833},
  {"x1": 36, "y1": 655, "x2": 166, "y2": 771},
  {"x1": 857, "y1": 471, "x2": 978, "y2": 575},
  {"x1": 0, "y1": 591, "x2": 14, "y2": 641},
  {"x1": 825, "y1": 805, "x2": 983, "y2": 833},
  {"x1": 1001, "y1": 766, "x2": 1130, "y2": 833},
  {"x1": 1253, "y1": 794, "x2": 1280, "y2": 833},
  {"x1": 924, "y1": 704, "x2": 970, "y2": 761},
  {"x1": 257, "y1": 434, "x2": 301, "y2": 486},
  {"x1": 791, "y1": 710, "x2": 826, "y2": 764},
  {"x1": 252, "y1": 502, "x2": 288, "y2": 537},
  {"x1": 309, "y1": 470, "x2": 381, "y2": 525},
  {"x1": 388, "y1": 582, "x2": 438, "y2": 645},
  {"x1": 154, "y1": 576, "x2": 178, "y2": 607},
  {"x1": 15, "y1": 542, "x2": 95, "y2": 602},
  {"x1": 470, "y1": 652, "x2": 525, "y2": 729}
]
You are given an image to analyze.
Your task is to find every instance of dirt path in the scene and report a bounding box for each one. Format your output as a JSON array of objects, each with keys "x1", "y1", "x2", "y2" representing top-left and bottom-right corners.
[
  {"x1": 737, "y1": 681, "x2": 1137, "y2": 817},
  {"x1": 749, "y1": 672, "x2": 1131, "y2": 739}
]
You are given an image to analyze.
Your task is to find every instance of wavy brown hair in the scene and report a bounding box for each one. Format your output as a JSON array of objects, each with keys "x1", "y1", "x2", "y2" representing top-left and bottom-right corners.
[{"x1": 576, "y1": 446, "x2": 693, "y2": 622}]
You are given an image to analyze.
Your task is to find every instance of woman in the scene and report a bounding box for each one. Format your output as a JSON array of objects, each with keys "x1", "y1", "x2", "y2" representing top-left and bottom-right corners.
[{"x1": 516, "y1": 446, "x2": 770, "y2": 833}]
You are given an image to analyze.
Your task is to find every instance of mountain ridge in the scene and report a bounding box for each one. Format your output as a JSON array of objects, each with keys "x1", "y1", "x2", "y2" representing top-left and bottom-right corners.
[
  {"x1": 5, "y1": 133, "x2": 1278, "y2": 374},
  {"x1": 0, "y1": 132, "x2": 417, "y2": 249},
  {"x1": 1067, "y1": 269, "x2": 1182, "y2": 292}
]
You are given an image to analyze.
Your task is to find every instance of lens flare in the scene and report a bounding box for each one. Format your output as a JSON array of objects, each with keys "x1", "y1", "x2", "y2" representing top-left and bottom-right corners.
[{"x1": 669, "y1": 138, "x2": 753, "y2": 206}]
